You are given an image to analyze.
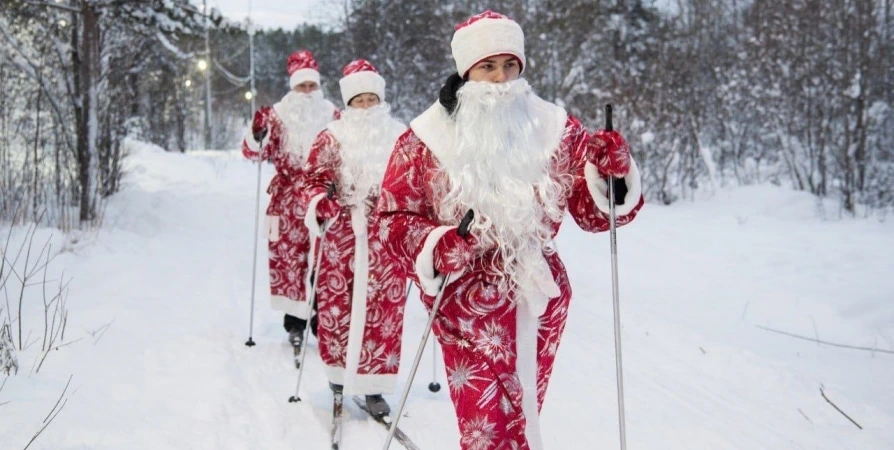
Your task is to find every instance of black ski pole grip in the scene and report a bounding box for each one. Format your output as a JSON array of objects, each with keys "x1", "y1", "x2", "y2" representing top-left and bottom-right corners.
[
  {"x1": 605, "y1": 104, "x2": 613, "y2": 132},
  {"x1": 458, "y1": 209, "x2": 474, "y2": 238},
  {"x1": 326, "y1": 183, "x2": 336, "y2": 200},
  {"x1": 252, "y1": 127, "x2": 267, "y2": 143}
]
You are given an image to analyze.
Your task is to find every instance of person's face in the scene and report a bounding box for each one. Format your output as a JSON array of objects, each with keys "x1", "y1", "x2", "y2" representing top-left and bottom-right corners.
[
  {"x1": 466, "y1": 55, "x2": 522, "y2": 83},
  {"x1": 348, "y1": 93, "x2": 381, "y2": 109},
  {"x1": 293, "y1": 81, "x2": 319, "y2": 94}
]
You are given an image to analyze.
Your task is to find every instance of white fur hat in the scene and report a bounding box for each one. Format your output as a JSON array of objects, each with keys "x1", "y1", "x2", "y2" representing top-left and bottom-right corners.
[
  {"x1": 451, "y1": 11, "x2": 526, "y2": 77},
  {"x1": 338, "y1": 59, "x2": 386, "y2": 107}
]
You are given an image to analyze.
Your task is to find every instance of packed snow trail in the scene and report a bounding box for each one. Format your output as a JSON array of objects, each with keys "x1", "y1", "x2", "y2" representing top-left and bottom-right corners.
[{"x1": 2, "y1": 143, "x2": 893, "y2": 449}]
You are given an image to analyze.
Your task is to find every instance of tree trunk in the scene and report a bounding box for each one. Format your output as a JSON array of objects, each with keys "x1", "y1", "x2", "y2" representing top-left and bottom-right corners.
[{"x1": 75, "y1": 3, "x2": 101, "y2": 225}]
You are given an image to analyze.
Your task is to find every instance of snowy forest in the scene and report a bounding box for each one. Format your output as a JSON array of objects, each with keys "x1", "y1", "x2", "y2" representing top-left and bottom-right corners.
[{"x1": 2, "y1": 0, "x2": 893, "y2": 230}]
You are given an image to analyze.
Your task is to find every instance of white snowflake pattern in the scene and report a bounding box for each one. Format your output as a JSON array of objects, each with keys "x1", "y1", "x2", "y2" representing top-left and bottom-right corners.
[
  {"x1": 384, "y1": 351, "x2": 400, "y2": 369},
  {"x1": 457, "y1": 318, "x2": 475, "y2": 335},
  {"x1": 474, "y1": 321, "x2": 513, "y2": 364},
  {"x1": 380, "y1": 316, "x2": 398, "y2": 336},
  {"x1": 377, "y1": 217, "x2": 392, "y2": 241},
  {"x1": 447, "y1": 359, "x2": 481, "y2": 395},
  {"x1": 405, "y1": 196, "x2": 423, "y2": 212},
  {"x1": 460, "y1": 416, "x2": 497, "y2": 450},
  {"x1": 328, "y1": 305, "x2": 342, "y2": 318},
  {"x1": 326, "y1": 337, "x2": 345, "y2": 358}
]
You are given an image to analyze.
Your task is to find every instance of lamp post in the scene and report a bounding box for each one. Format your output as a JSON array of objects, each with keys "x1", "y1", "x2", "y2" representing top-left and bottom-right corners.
[{"x1": 201, "y1": 0, "x2": 213, "y2": 150}]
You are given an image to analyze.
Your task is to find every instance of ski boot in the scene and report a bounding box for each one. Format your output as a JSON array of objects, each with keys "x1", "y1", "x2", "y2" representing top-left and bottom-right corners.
[{"x1": 365, "y1": 394, "x2": 391, "y2": 420}]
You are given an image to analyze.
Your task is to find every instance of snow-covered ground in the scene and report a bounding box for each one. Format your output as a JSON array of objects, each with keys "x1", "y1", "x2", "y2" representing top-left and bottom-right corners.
[{"x1": 2, "y1": 142, "x2": 893, "y2": 449}]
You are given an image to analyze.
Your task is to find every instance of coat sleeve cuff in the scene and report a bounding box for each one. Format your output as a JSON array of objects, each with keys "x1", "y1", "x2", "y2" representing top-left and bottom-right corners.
[
  {"x1": 244, "y1": 128, "x2": 261, "y2": 151},
  {"x1": 414, "y1": 225, "x2": 456, "y2": 296},
  {"x1": 585, "y1": 158, "x2": 642, "y2": 217},
  {"x1": 304, "y1": 193, "x2": 327, "y2": 237}
]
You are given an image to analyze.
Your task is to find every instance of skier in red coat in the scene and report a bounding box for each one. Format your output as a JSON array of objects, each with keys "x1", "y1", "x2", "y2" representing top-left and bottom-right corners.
[
  {"x1": 375, "y1": 11, "x2": 644, "y2": 449},
  {"x1": 242, "y1": 50, "x2": 339, "y2": 352},
  {"x1": 301, "y1": 60, "x2": 408, "y2": 418}
]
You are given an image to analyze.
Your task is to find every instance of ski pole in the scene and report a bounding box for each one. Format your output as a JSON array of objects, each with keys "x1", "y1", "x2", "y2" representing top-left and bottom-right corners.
[
  {"x1": 383, "y1": 209, "x2": 474, "y2": 450},
  {"x1": 428, "y1": 338, "x2": 441, "y2": 393},
  {"x1": 403, "y1": 282, "x2": 441, "y2": 393},
  {"x1": 289, "y1": 183, "x2": 337, "y2": 403},
  {"x1": 245, "y1": 126, "x2": 268, "y2": 347},
  {"x1": 606, "y1": 104, "x2": 627, "y2": 450}
]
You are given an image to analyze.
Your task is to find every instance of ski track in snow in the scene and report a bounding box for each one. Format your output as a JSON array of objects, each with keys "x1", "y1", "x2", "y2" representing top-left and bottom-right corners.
[{"x1": 2, "y1": 143, "x2": 893, "y2": 449}]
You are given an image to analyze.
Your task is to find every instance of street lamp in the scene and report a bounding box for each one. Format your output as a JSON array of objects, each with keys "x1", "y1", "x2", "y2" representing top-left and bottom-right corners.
[
  {"x1": 197, "y1": 59, "x2": 208, "y2": 71},
  {"x1": 184, "y1": 79, "x2": 192, "y2": 88},
  {"x1": 244, "y1": 91, "x2": 253, "y2": 101}
]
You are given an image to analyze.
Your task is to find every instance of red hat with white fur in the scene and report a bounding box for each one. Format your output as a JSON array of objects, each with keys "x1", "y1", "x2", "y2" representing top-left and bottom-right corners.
[
  {"x1": 451, "y1": 11, "x2": 526, "y2": 78},
  {"x1": 287, "y1": 50, "x2": 321, "y2": 89},
  {"x1": 339, "y1": 59, "x2": 386, "y2": 107}
]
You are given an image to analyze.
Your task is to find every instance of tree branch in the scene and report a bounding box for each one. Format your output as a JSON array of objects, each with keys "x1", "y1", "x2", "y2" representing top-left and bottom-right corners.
[
  {"x1": 820, "y1": 386, "x2": 862, "y2": 430},
  {"x1": 0, "y1": 16, "x2": 76, "y2": 154},
  {"x1": 25, "y1": 0, "x2": 81, "y2": 14},
  {"x1": 22, "y1": 374, "x2": 72, "y2": 449},
  {"x1": 756, "y1": 325, "x2": 894, "y2": 355}
]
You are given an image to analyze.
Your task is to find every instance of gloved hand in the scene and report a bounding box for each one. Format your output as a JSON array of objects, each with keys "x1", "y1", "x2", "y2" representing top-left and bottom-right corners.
[
  {"x1": 433, "y1": 229, "x2": 475, "y2": 275},
  {"x1": 587, "y1": 130, "x2": 631, "y2": 178},
  {"x1": 251, "y1": 106, "x2": 273, "y2": 143},
  {"x1": 439, "y1": 73, "x2": 466, "y2": 116}
]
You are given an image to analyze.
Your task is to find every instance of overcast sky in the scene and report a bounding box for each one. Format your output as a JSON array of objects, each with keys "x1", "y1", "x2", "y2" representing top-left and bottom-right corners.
[{"x1": 194, "y1": 0, "x2": 338, "y2": 30}]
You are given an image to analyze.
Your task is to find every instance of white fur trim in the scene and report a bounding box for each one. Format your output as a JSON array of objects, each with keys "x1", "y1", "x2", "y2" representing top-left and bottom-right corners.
[
  {"x1": 522, "y1": 255, "x2": 560, "y2": 318},
  {"x1": 304, "y1": 193, "x2": 327, "y2": 238},
  {"x1": 451, "y1": 17, "x2": 526, "y2": 76},
  {"x1": 408, "y1": 101, "x2": 452, "y2": 155},
  {"x1": 304, "y1": 235, "x2": 318, "y2": 308},
  {"x1": 266, "y1": 215, "x2": 280, "y2": 242},
  {"x1": 339, "y1": 71, "x2": 386, "y2": 107},
  {"x1": 289, "y1": 68, "x2": 321, "y2": 89},
  {"x1": 270, "y1": 295, "x2": 310, "y2": 319},
  {"x1": 414, "y1": 225, "x2": 457, "y2": 296},
  {"x1": 585, "y1": 158, "x2": 643, "y2": 217},
  {"x1": 322, "y1": 364, "x2": 398, "y2": 395},
  {"x1": 409, "y1": 95, "x2": 567, "y2": 165},
  {"x1": 516, "y1": 301, "x2": 544, "y2": 450},
  {"x1": 304, "y1": 203, "x2": 330, "y2": 309},
  {"x1": 350, "y1": 373, "x2": 398, "y2": 395},
  {"x1": 243, "y1": 128, "x2": 262, "y2": 151},
  {"x1": 343, "y1": 206, "x2": 371, "y2": 395}
]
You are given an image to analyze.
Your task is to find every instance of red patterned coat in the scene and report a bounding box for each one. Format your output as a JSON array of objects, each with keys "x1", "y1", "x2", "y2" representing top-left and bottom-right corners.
[
  {"x1": 242, "y1": 98, "x2": 338, "y2": 319},
  {"x1": 301, "y1": 118, "x2": 408, "y2": 395},
  {"x1": 375, "y1": 98, "x2": 644, "y2": 450}
]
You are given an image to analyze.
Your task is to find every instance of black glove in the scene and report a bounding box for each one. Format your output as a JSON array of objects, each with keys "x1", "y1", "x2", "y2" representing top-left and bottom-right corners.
[
  {"x1": 439, "y1": 73, "x2": 465, "y2": 115},
  {"x1": 612, "y1": 177, "x2": 628, "y2": 206},
  {"x1": 252, "y1": 127, "x2": 267, "y2": 143}
]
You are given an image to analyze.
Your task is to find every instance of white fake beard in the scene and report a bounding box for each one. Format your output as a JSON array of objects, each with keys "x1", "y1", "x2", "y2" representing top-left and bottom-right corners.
[
  {"x1": 436, "y1": 78, "x2": 569, "y2": 296},
  {"x1": 336, "y1": 104, "x2": 401, "y2": 206},
  {"x1": 275, "y1": 90, "x2": 333, "y2": 165}
]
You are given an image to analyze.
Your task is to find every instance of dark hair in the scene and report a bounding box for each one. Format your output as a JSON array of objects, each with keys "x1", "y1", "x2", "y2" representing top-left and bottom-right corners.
[
  {"x1": 439, "y1": 73, "x2": 466, "y2": 115},
  {"x1": 348, "y1": 93, "x2": 380, "y2": 107}
]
